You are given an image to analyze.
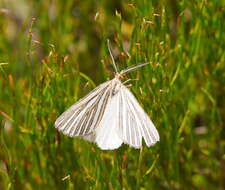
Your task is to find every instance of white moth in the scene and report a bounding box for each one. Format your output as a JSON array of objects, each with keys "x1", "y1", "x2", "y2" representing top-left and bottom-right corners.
[{"x1": 55, "y1": 40, "x2": 159, "y2": 150}]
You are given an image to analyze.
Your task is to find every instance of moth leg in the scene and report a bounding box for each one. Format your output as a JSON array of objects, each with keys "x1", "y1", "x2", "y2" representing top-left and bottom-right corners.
[
  {"x1": 122, "y1": 78, "x2": 139, "y2": 85},
  {"x1": 125, "y1": 84, "x2": 132, "y2": 88}
]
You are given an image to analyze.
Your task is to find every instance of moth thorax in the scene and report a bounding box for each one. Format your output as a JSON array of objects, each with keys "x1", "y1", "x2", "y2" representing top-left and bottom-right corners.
[
  {"x1": 112, "y1": 80, "x2": 122, "y2": 96},
  {"x1": 115, "y1": 73, "x2": 124, "y2": 80}
]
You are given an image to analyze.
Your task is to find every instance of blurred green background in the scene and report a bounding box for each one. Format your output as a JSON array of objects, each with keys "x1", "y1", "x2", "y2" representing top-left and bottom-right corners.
[{"x1": 0, "y1": 0, "x2": 224, "y2": 189}]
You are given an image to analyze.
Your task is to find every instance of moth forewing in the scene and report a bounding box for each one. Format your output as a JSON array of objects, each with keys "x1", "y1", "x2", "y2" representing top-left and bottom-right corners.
[
  {"x1": 116, "y1": 84, "x2": 159, "y2": 148},
  {"x1": 54, "y1": 80, "x2": 114, "y2": 137}
]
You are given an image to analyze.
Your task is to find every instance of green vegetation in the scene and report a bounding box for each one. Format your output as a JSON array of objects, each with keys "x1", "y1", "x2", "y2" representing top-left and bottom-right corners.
[{"x1": 0, "y1": 0, "x2": 224, "y2": 189}]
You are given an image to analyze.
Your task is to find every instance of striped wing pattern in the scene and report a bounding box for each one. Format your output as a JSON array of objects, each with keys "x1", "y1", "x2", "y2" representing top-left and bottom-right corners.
[
  {"x1": 117, "y1": 85, "x2": 159, "y2": 148},
  {"x1": 55, "y1": 80, "x2": 118, "y2": 137}
]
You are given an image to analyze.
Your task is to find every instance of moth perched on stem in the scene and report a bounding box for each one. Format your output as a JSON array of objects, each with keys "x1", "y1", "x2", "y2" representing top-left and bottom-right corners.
[{"x1": 55, "y1": 40, "x2": 159, "y2": 150}]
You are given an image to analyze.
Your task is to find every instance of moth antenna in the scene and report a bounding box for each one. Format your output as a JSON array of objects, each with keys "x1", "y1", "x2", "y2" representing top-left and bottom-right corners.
[
  {"x1": 120, "y1": 62, "x2": 149, "y2": 75},
  {"x1": 107, "y1": 39, "x2": 118, "y2": 73}
]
